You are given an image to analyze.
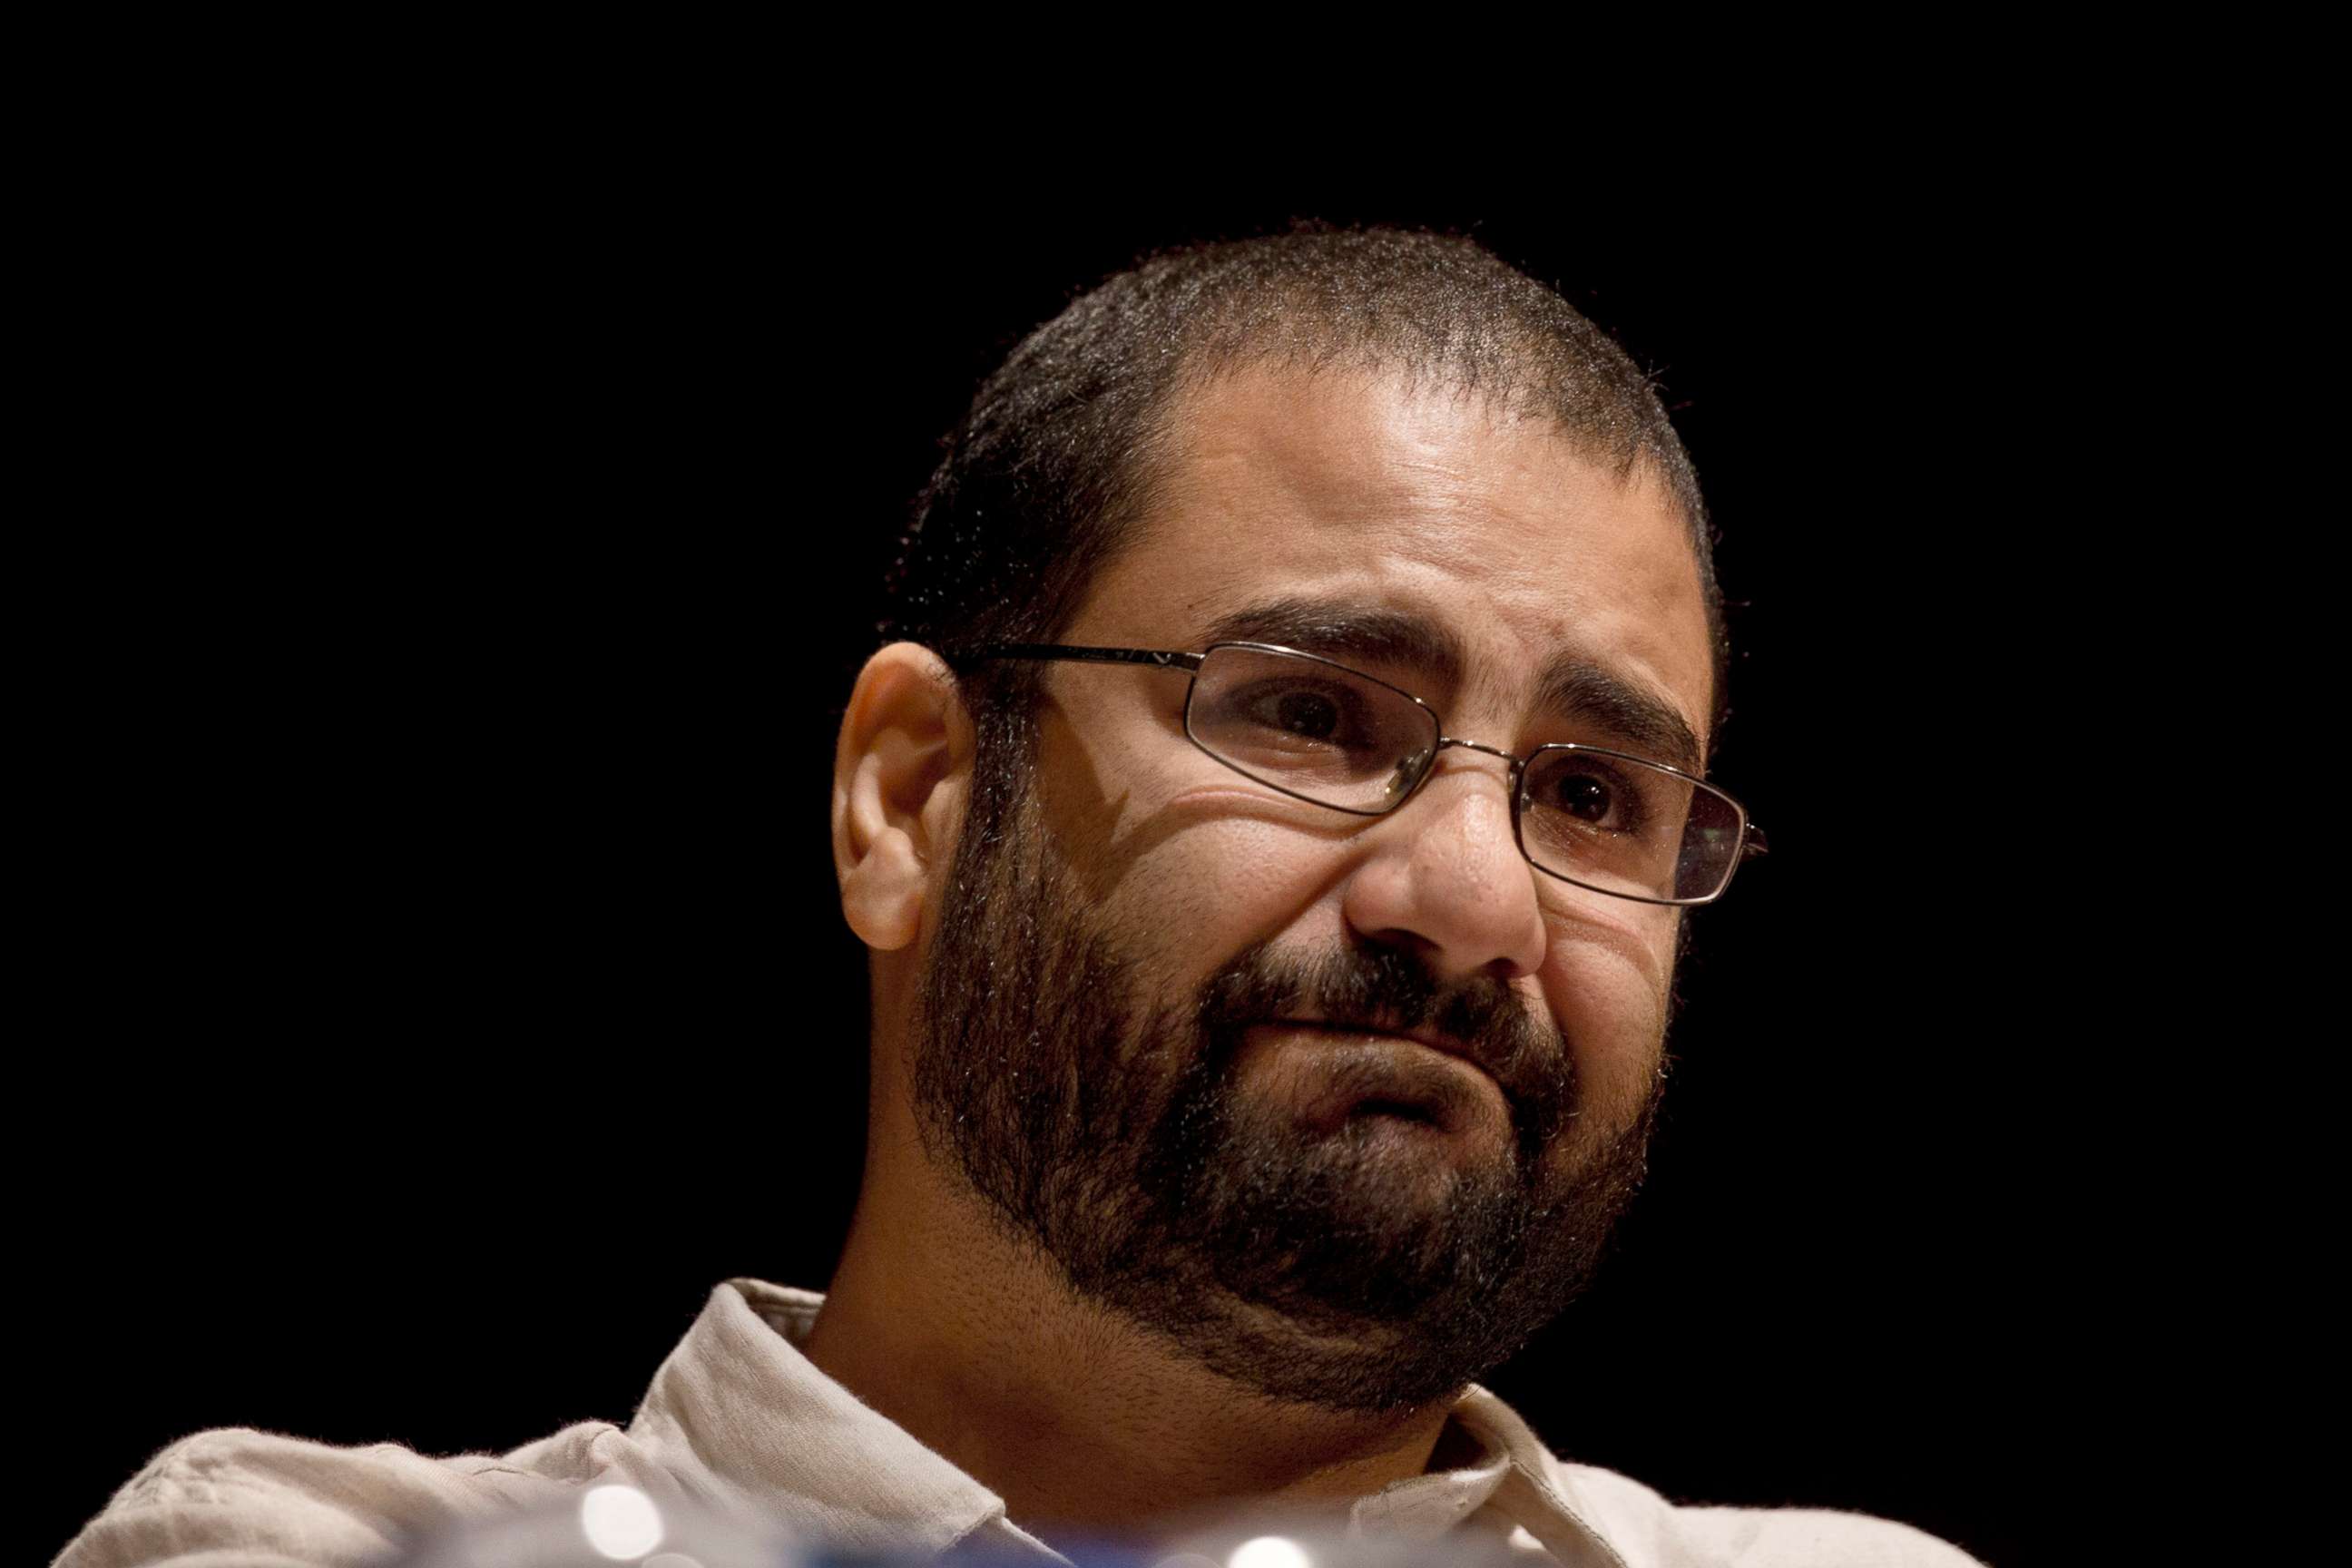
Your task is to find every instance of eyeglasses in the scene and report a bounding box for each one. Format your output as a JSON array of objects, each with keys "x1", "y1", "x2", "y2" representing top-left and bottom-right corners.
[{"x1": 956, "y1": 641, "x2": 1765, "y2": 906}]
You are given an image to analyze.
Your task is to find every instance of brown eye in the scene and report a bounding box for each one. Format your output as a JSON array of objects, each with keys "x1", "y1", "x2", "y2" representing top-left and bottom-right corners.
[
  {"x1": 1553, "y1": 771, "x2": 1617, "y2": 824},
  {"x1": 1528, "y1": 757, "x2": 1649, "y2": 838},
  {"x1": 1186, "y1": 645, "x2": 1441, "y2": 805},
  {"x1": 1269, "y1": 689, "x2": 1342, "y2": 740},
  {"x1": 1222, "y1": 678, "x2": 1372, "y2": 751}
]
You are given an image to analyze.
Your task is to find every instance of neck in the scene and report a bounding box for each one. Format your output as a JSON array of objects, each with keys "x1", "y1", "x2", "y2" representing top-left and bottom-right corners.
[{"x1": 803, "y1": 1112, "x2": 1455, "y2": 1541}]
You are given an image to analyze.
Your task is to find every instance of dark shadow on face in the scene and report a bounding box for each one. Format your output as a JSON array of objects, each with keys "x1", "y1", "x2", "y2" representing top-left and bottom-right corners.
[
  {"x1": 1022, "y1": 666, "x2": 1371, "y2": 915},
  {"x1": 911, "y1": 759, "x2": 1663, "y2": 1413}
]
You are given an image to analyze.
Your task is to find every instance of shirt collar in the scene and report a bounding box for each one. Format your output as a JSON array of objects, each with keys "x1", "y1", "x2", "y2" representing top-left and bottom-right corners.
[
  {"x1": 626, "y1": 1279, "x2": 1012, "y2": 1557},
  {"x1": 1355, "y1": 1386, "x2": 1630, "y2": 1567},
  {"x1": 627, "y1": 1279, "x2": 1623, "y2": 1565}
]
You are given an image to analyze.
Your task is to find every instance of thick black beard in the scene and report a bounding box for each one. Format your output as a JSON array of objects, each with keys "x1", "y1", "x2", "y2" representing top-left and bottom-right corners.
[{"x1": 912, "y1": 784, "x2": 1661, "y2": 1413}]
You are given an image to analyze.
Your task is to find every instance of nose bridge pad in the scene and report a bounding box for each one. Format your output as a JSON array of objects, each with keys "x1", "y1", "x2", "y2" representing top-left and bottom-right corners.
[
  {"x1": 1383, "y1": 738, "x2": 1529, "y2": 842},
  {"x1": 1385, "y1": 744, "x2": 1436, "y2": 807},
  {"x1": 1429, "y1": 737, "x2": 1523, "y2": 799},
  {"x1": 1410, "y1": 739, "x2": 1527, "y2": 848}
]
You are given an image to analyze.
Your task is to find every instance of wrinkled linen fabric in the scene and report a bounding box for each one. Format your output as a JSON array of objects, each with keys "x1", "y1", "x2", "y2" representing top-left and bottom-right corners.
[{"x1": 58, "y1": 1279, "x2": 1980, "y2": 1567}]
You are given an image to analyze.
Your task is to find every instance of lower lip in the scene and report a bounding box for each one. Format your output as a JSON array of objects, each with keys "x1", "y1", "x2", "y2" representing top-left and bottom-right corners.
[{"x1": 1238, "y1": 1024, "x2": 1505, "y2": 1138}]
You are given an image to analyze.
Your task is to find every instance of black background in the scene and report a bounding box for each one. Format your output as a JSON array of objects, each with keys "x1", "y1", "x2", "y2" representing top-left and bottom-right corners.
[{"x1": 36, "y1": 175, "x2": 2117, "y2": 1568}]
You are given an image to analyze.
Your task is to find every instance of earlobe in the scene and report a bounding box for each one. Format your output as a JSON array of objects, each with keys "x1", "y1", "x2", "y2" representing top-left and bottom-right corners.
[
  {"x1": 841, "y1": 821, "x2": 925, "y2": 951},
  {"x1": 832, "y1": 643, "x2": 970, "y2": 954}
]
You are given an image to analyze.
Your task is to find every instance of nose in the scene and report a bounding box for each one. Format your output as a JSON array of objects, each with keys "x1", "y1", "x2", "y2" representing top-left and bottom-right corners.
[{"x1": 1338, "y1": 746, "x2": 1550, "y2": 985}]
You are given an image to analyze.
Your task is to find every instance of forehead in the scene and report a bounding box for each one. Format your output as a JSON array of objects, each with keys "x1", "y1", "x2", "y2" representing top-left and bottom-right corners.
[{"x1": 1067, "y1": 363, "x2": 1716, "y2": 758}]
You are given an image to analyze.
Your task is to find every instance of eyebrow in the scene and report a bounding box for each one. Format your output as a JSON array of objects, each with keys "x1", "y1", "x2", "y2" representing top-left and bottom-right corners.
[
  {"x1": 1534, "y1": 661, "x2": 1705, "y2": 774},
  {"x1": 1202, "y1": 595, "x2": 1705, "y2": 773},
  {"x1": 1205, "y1": 598, "x2": 1465, "y2": 689}
]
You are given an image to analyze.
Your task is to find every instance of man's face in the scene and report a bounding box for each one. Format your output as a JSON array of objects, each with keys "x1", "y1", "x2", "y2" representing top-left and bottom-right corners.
[{"x1": 911, "y1": 365, "x2": 1716, "y2": 1411}]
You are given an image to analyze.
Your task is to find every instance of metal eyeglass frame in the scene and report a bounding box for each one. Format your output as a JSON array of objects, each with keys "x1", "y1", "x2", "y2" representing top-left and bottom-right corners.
[{"x1": 954, "y1": 641, "x2": 1767, "y2": 907}]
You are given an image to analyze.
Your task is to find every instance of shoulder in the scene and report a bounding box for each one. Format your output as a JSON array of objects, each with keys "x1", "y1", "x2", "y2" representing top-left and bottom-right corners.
[
  {"x1": 1545, "y1": 1455, "x2": 1985, "y2": 1568},
  {"x1": 55, "y1": 1420, "x2": 629, "y2": 1568}
]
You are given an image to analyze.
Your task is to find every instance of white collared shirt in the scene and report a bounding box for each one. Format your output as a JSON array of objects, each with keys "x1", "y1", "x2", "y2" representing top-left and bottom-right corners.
[{"x1": 57, "y1": 1279, "x2": 1980, "y2": 1567}]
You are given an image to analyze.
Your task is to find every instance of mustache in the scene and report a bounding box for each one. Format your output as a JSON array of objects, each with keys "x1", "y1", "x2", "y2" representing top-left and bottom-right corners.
[{"x1": 1193, "y1": 940, "x2": 1575, "y2": 1165}]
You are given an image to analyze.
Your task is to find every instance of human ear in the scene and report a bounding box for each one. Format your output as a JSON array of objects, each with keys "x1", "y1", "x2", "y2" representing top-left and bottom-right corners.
[{"x1": 831, "y1": 642, "x2": 972, "y2": 953}]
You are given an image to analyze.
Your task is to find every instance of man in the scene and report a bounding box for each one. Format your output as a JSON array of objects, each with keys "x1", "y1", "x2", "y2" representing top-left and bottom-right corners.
[{"x1": 60, "y1": 230, "x2": 1978, "y2": 1566}]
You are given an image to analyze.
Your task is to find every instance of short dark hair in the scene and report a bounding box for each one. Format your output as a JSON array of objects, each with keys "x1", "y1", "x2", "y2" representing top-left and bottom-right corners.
[{"x1": 884, "y1": 227, "x2": 1724, "y2": 813}]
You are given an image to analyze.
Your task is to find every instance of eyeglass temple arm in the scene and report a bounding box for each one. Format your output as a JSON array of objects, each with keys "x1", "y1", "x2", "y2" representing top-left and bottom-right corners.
[
  {"x1": 1742, "y1": 822, "x2": 1769, "y2": 858},
  {"x1": 956, "y1": 644, "x2": 1207, "y2": 673}
]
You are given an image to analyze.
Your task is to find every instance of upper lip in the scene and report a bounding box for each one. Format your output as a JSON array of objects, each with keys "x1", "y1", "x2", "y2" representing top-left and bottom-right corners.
[{"x1": 1270, "y1": 1014, "x2": 1492, "y2": 1075}]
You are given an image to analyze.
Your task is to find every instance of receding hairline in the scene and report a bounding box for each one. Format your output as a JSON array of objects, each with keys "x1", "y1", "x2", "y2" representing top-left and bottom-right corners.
[{"x1": 1141, "y1": 348, "x2": 1705, "y2": 524}]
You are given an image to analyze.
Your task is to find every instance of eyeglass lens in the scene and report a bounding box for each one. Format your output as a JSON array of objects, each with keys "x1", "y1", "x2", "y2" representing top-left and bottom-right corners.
[{"x1": 1184, "y1": 645, "x2": 1741, "y2": 903}]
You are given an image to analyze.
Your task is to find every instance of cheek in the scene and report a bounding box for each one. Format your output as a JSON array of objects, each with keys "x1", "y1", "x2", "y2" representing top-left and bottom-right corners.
[
  {"x1": 1093, "y1": 810, "x2": 1352, "y2": 977},
  {"x1": 1537, "y1": 917, "x2": 1675, "y2": 1117},
  {"x1": 1191, "y1": 818, "x2": 1334, "y2": 906}
]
